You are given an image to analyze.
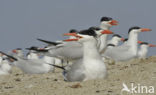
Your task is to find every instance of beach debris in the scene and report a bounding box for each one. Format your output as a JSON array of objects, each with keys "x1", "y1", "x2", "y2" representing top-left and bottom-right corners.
[{"x1": 69, "y1": 83, "x2": 82, "y2": 88}]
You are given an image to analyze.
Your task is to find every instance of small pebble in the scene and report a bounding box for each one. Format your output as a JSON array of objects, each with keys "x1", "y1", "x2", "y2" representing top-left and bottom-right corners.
[
  {"x1": 96, "y1": 90, "x2": 100, "y2": 93},
  {"x1": 15, "y1": 78, "x2": 21, "y2": 82},
  {"x1": 54, "y1": 79, "x2": 58, "y2": 81}
]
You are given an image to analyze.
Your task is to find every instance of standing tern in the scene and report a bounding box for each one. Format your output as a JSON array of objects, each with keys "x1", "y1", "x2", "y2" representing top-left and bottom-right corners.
[
  {"x1": 35, "y1": 17, "x2": 117, "y2": 62},
  {"x1": 36, "y1": 27, "x2": 113, "y2": 62},
  {"x1": 137, "y1": 42, "x2": 156, "y2": 59},
  {"x1": 103, "y1": 26, "x2": 152, "y2": 61},
  {"x1": 98, "y1": 17, "x2": 118, "y2": 53}
]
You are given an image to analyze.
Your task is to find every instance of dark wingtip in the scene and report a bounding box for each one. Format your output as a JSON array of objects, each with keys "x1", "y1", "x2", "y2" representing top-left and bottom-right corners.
[
  {"x1": 0, "y1": 51, "x2": 18, "y2": 61},
  {"x1": 25, "y1": 46, "x2": 39, "y2": 50},
  {"x1": 37, "y1": 38, "x2": 60, "y2": 45},
  {"x1": 50, "y1": 64, "x2": 65, "y2": 70}
]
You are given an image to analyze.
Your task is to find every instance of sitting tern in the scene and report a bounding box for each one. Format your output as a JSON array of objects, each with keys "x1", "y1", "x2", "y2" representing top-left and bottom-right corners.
[
  {"x1": 137, "y1": 42, "x2": 156, "y2": 59},
  {"x1": 103, "y1": 26, "x2": 152, "y2": 61},
  {"x1": 0, "y1": 50, "x2": 54, "y2": 74},
  {"x1": 59, "y1": 28, "x2": 111, "y2": 82},
  {"x1": 0, "y1": 52, "x2": 12, "y2": 75}
]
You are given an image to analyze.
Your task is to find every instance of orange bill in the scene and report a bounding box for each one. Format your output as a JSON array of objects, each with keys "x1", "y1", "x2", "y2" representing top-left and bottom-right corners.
[
  {"x1": 149, "y1": 44, "x2": 156, "y2": 47},
  {"x1": 101, "y1": 30, "x2": 113, "y2": 34},
  {"x1": 141, "y1": 28, "x2": 152, "y2": 32},
  {"x1": 109, "y1": 20, "x2": 118, "y2": 25},
  {"x1": 64, "y1": 39, "x2": 79, "y2": 42}
]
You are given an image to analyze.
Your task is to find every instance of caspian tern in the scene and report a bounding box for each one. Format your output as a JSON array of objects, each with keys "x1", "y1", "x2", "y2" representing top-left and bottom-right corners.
[
  {"x1": 36, "y1": 27, "x2": 113, "y2": 62},
  {"x1": 98, "y1": 17, "x2": 118, "y2": 53},
  {"x1": 103, "y1": 26, "x2": 152, "y2": 61},
  {"x1": 0, "y1": 52, "x2": 12, "y2": 75},
  {"x1": 138, "y1": 42, "x2": 156, "y2": 59},
  {"x1": 0, "y1": 50, "x2": 54, "y2": 74},
  {"x1": 60, "y1": 28, "x2": 108, "y2": 82},
  {"x1": 35, "y1": 17, "x2": 116, "y2": 62}
]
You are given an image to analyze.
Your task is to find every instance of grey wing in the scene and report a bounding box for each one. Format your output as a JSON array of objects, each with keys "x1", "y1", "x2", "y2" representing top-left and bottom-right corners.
[
  {"x1": 104, "y1": 44, "x2": 131, "y2": 60},
  {"x1": 49, "y1": 42, "x2": 83, "y2": 60}
]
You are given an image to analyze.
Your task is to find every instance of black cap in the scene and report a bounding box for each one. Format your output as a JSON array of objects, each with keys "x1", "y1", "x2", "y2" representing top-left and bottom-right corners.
[
  {"x1": 112, "y1": 34, "x2": 122, "y2": 38},
  {"x1": 100, "y1": 16, "x2": 113, "y2": 22},
  {"x1": 140, "y1": 42, "x2": 148, "y2": 45},
  {"x1": 16, "y1": 48, "x2": 22, "y2": 50},
  {"x1": 123, "y1": 38, "x2": 128, "y2": 42},
  {"x1": 128, "y1": 26, "x2": 141, "y2": 34},
  {"x1": 69, "y1": 29, "x2": 77, "y2": 33},
  {"x1": 89, "y1": 26, "x2": 101, "y2": 31},
  {"x1": 78, "y1": 29, "x2": 97, "y2": 37},
  {"x1": 107, "y1": 44, "x2": 115, "y2": 47}
]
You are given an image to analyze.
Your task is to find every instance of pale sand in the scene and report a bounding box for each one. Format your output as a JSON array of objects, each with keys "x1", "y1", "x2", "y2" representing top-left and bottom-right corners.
[{"x1": 0, "y1": 56, "x2": 156, "y2": 95}]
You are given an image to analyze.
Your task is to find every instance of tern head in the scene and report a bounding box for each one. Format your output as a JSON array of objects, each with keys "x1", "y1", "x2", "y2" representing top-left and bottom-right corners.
[
  {"x1": 123, "y1": 38, "x2": 128, "y2": 42},
  {"x1": 64, "y1": 28, "x2": 113, "y2": 42},
  {"x1": 139, "y1": 42, "x2": 156, "y2": 48},
  {"x1": 64, "y1": 29, "x2": 98, "y2": 42},
  {"x1": 100, "y1": 16, "x2": 118, "y2": 29},
  {"x1": 112, "y1": 34, "x2": 124, "y2": 41},
  {"x1": 128, "y1": 26, "x2": 152, "y2": 34},
  {"x1": 89, "y1": 26, "x2": 114, "y2": 37},
  {"x1": 26, "y1": 46, "x2": 40, "y2": 53},
  {"x1": 12, "y1": 48, "x2": 22, "y2": 54}
]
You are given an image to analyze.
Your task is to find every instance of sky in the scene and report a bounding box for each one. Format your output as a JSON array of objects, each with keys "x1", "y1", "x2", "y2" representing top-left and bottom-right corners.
[{"x1": 0, "y1": 0, "x2": 156, "y2": 56}]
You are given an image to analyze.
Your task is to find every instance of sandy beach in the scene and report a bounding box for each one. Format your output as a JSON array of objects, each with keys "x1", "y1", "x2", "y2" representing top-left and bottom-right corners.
[{"x1": 0, "y1": 56, "x2": 156, "y2": 95}]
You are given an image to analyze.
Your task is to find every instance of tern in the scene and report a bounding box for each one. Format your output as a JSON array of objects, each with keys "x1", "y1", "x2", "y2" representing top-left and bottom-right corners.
[
  {"x1": 138, "y1": 42, "x2": 156, "y2": 59},
  {"x1": 36, "y1": 27, "x2": 113, "y2": 62},
  {"x1": 35, "y1": 17, "x2": 117, "y2": 62},
  {"x1": 103, "y1": 26, "x2": 152, "y2": 61},
  {"x1": 0, "y1": 52, "x2": 12, "y2": 75},
  {"x1": 0, "y1": 50, "x2": 54, "y2": 74},
  {"x1": 59, "y1": 28, "x2": 109, "y2": 82},
  {"x1": 98, "y1": 17, "x2": 118, "y2": 53}
]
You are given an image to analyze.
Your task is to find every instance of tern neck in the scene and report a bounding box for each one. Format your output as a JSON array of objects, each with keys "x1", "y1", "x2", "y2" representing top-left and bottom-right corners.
[
  {"x1": 100, "y1": 24, "x2": 110, "y2": 30},
  {"x1": 139, "y1": 45, "x2": 148, "y2": 55},
  {"x1": 109, "y1": 37, "x2": 120, "y2": 46},
  {"x1": 98, "y1": 34, "x2": 108, "y2": 53},
  {"x1": 127, "y1": 32, "x2": 138, "y2": 53},
  {"x1": 98, "y1": 25, "x2": 110, "y2": 53},
  {"x1": 83, "y1": 39, "x2": 101, "y2": 61},
  {"x1": 0, "y1": 57, "x2": 2, "y2": 63}
]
